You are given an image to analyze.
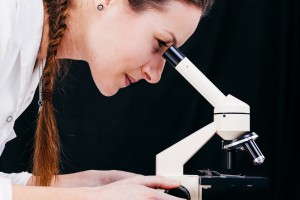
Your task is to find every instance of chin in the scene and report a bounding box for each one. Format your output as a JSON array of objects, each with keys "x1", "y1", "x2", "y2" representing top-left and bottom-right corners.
[
  {"x1": 97, "y1": 86, "x2": 119, "y2": 97},
  {"x1": 101, "y1": 91, "x2": 118, "y2": 97},
  {"x1": 93, "y1": 79, "x2": 119, "y2": 97}
]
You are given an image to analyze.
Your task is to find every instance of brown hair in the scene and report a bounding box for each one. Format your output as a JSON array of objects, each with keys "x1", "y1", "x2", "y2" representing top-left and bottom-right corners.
[
  {"x1": 33, "y1": 0, "x2": 214, "y2": 186},
  {"x1": 33, "y1": 0, "x2": 68, "y2": 186},
  {"x1": 127, "y1": 0, "x2": 214, "y2": 16}
]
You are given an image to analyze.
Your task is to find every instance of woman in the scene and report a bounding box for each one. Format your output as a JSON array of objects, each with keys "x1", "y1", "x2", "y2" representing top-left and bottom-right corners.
[{"x1": 0, "y1": 0, "x2": 213, "y2": 199}]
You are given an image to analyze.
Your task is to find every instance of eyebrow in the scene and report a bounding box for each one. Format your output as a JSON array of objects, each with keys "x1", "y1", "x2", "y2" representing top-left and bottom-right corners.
[{"x1": 165, "y1": 30, "x2": 178, "y2": 47}]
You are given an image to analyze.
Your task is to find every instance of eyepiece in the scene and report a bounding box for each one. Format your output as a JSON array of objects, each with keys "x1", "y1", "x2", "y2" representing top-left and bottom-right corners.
[{"x1": 163, "y1": 46, "x2": 185, "y2": 68}]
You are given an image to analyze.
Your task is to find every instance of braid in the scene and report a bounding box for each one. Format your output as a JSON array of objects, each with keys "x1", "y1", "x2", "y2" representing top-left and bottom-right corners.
[{"x1": 33, "y1": 0, "x2": 69, "y2": 186}]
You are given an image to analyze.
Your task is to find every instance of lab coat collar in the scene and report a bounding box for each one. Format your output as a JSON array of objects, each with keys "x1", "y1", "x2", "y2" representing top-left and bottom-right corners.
[{"x1": 16, "y1": 0, "x2": 44, "y2": 103}]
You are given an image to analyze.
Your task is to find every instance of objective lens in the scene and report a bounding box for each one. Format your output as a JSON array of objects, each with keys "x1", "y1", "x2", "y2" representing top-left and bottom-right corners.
[{"x1": 243, "y1": 139, "x2": 265, "y2": 165}]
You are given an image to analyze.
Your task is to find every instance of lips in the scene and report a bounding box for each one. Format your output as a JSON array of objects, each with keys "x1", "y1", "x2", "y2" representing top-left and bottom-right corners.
[{"x1": 125, "y1": 74, "x2": 137, "y2": 86}]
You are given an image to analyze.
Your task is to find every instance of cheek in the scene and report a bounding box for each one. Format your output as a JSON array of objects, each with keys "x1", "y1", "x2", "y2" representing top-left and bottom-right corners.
[
  {"x1": 84, "y1": 24, "x2": 153, "y2": 71},
  {"x1": 82, "y1": 25, "x2": 154, "y2": 95},
  {"x1": 118, "y1": 42, "x2": 154, "y2": 70}
]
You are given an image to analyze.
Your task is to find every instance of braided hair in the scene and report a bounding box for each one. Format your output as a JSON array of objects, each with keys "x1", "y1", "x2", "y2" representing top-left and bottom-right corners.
[{"x1": 33, "y1": 0, "x2": 68, "y2": 186}]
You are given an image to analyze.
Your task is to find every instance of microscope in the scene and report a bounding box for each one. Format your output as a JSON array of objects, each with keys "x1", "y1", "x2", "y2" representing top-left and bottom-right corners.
[{"x1": 156, "y1": 46, "x2": 267, "y2": 200}]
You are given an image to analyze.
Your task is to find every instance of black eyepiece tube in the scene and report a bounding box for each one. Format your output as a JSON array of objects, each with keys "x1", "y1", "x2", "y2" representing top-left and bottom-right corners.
[{"x1": 163, "y1": 46, "x2": 185, "y2": 68}]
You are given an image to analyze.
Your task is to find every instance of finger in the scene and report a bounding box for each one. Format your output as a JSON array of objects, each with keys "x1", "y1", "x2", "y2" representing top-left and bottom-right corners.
[
  {"x1": 120, "y1": 175, "x2": 181, "y2": 189},
  {"x1": 116, "y1": 170, "x2": 143, "y2": 179},
  {"x1": 106, "y1": 170, "x2": 143, "y2": 184}
]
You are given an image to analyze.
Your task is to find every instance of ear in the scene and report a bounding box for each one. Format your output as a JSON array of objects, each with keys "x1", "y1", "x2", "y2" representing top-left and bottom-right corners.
[
  {"x1": 105, "y1": 0, "x2": 112, "y2": 6},
  {"x1": 94, "y1": 0, "x2": 112, "y2": 8},
  {"x1": 94, "y1": 0, "x2": 120, "y2": 11}
]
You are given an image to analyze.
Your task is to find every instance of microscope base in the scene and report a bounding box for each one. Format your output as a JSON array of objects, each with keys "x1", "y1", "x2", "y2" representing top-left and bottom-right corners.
[
  {"x1": 164, "y1": 175, "x2": 269, "y2": 200},
  {"x1": 199, "y1": 176, "x2": 270, "y2": 200}
]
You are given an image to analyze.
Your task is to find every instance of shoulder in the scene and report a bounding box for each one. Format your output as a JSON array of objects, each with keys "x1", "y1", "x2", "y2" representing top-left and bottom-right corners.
[
  {"x1": 0, "y1": 0, "x2": 44, "y2": 69},
  {"x1": 0, "y1": 0, "x2": 17, "y2": 39},
  {"x1": 0, "y1": 0, "x2": 17, "y2": 64}
]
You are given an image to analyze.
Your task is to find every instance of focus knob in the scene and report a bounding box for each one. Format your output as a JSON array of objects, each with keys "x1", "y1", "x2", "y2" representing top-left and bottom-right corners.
[{"x1": 165, "y1": 185, "x2": 191, "y2": 200}]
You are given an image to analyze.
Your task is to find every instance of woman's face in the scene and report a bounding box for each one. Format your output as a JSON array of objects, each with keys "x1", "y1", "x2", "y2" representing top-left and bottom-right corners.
[{"x1": 80, "y1": 0, "x2": 202, "y2": 96}]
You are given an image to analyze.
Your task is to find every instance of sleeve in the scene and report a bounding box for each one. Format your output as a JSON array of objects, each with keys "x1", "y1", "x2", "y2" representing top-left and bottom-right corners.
[
  {"x1": 0, "y1": 177, "x2": 12, "y2": 200},
  {"x1": 0, "y1": 172, "x2": 32, "y2": 185}
]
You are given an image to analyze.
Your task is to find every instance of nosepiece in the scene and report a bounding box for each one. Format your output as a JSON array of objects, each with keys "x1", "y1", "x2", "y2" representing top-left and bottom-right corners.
[{"x1": 222, "y1": 132, "x2": 265, "y2": 166}]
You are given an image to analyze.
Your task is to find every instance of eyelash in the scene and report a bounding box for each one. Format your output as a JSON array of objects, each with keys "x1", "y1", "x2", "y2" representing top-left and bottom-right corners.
[
  {"x1": 158, "y1": 39, "x2": 167, "y2": 48},
  {"x1": 155, "y1": 39, "x2": 168, "y2": 52}
]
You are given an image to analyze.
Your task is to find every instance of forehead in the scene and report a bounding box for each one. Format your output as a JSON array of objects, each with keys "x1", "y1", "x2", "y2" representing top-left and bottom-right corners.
[{"x1": 137, "y1": 1, "x2": 202, "y2": 46}]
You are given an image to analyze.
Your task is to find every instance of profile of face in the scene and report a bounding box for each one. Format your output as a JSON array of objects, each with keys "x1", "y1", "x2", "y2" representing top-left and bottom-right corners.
[{"x1": 74, "y1": 0, "x2": 202, "y2": 96}]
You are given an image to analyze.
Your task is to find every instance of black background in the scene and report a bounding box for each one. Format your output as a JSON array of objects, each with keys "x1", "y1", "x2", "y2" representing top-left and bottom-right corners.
[{"x1": 0, "y1": 0, "x2": 298, "y2": 199}]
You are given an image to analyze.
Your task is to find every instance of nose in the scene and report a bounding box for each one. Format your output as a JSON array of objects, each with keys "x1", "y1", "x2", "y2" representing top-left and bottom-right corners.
[{"x1": 142, "y1": 57, "x2": 166, "y2": 84}]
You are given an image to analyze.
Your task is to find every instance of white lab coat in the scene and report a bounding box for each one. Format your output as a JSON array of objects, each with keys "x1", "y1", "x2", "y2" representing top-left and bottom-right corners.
[{"x1": 0, "y1": 0, "x2": 44, "y2": 199}]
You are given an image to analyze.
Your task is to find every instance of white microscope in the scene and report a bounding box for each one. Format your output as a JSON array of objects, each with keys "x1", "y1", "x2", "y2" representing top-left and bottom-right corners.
[{"x1": 157, "y1": 46, "x2": 266, "y2": 200}]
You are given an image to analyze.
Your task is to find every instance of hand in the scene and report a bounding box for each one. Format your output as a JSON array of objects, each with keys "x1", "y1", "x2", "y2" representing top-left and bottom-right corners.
[
  {"x1": 88, "y1": 175, "x2": 184, "y2": 200},
  {"x1": 27, "y1": 170, "x2": 140, "y2": 187},
  {"x1": 18, "y1": 175, "x2": 183, "y2": 200},
  {"x1": 53, "y1": 170, "x2": 140, "y2": 187}
]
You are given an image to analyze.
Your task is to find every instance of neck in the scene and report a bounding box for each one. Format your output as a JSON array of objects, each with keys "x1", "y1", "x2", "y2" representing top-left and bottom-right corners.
[{"x1": 37, "y1": 1, "x2": 87, "y2": 61}]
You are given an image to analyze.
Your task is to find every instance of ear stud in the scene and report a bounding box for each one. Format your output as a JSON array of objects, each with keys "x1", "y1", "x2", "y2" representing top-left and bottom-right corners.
[{"x1": 97, "y1": 4, "x2": 104, "y2": 11}]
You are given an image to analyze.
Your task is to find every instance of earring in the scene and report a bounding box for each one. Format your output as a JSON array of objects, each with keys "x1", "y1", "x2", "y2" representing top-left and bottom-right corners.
[{"x1": 97, "y1": 4, "x2": 104, "y2": 11}]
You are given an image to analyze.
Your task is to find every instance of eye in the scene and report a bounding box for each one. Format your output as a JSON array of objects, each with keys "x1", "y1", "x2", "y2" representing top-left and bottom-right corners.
[
  {"x1": 158, "y1": 39, "x2": 168, "y2": 48},
  {"x1": 154, "y1": 39, "x2": 169, "y2": 53}
]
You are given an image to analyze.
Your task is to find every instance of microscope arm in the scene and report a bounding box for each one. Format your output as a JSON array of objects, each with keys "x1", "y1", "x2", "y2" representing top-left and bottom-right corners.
[{"x1": 156, "y1": 122, "x2": 217, "y2": 176}]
